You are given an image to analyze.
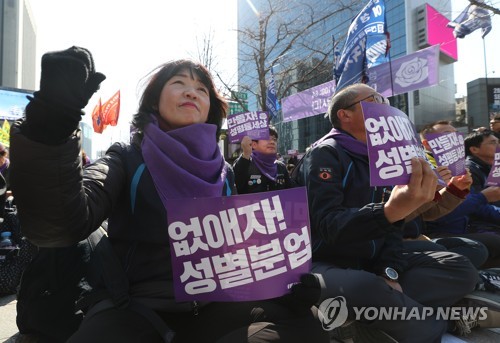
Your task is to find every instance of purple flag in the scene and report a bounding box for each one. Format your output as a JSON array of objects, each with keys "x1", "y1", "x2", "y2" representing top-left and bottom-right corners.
[
  {"x1": 362, "y1": 102, "x2": 426, "y2": 186},
  {"x1": 281, "y1": 80, "x2": 336, "y2": 122},
  {"x1": 425, "y1": 132, "x2": 466, "y2": 176},
  {"x1": 227, "y1": 111, "x2": 269, "y2": 143},
  {"x1": 486, "y1": 146, "x2": 500, "y2": 186},
  {"x1": 166, "y1": 187, "x2": 312, "y2": 302},
  {"x1": 367, "y1": 45, "x2": 439, "y2": 97}
]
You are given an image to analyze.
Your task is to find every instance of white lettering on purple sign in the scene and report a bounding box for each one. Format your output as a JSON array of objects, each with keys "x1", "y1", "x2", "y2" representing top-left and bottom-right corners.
[{"x1": 168, "y1": 195, "x2": 311, "y2": 295}]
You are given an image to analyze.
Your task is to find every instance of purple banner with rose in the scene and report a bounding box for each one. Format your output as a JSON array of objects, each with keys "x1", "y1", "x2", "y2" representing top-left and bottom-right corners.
[
  {"x1": 486, "y1": 146, "x2": 500, "y2": 186},
  {"x1": 362, "y1": 102, "x2": 426, "y2": 186},
  {"x1": 227, "y1": 111, "x2": 270, "y2": 143},
  {"x1": 165, "y1": 187, "x2": 312, "y2": 302},
  {"x1": 366, "y1": 45, "x2": 440, "y2": 97},
  {"x1": 281, "y1": 80, "x2": 336, "y2": 122},
  {"x1": 425, "y1": 132, "x2": 466, "y2": 176}
]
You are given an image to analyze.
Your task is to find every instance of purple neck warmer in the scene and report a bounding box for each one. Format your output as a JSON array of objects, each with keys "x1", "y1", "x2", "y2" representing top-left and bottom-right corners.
[
  {"x1": 251, "y1": 151, "x2": 278, "y2": 181},
  {"x1": 141, "y1": 118, "x2": 226, "y2": 205},
  {"x1": 313, "y1": 128, "x2": 368, "y2": 156}
]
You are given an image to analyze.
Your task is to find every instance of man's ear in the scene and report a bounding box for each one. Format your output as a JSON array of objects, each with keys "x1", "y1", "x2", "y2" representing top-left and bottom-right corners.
[
  {"x1": 251, "y1": 141, "x2": 258, "y2": 149},
  {"x1": 469, "y1": 146, "x2": 479, "y2": 155},
  {"x1": 337, "y1": 108, "x2": 351, "y2": 124}
]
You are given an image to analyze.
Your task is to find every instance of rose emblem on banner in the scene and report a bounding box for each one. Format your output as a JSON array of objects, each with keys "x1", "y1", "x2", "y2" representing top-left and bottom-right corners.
[{"x1": 395, "y1": 57, "x2": 428, "y2": 88}]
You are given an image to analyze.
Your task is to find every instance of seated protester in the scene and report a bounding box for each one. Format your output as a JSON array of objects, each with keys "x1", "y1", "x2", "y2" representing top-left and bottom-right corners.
[
  {"x1": 10, "y1": 47, "x2": 328, "y2": 343},
  {"x1": 426, "y1": 130, "x2": 500, "y2": 267},
  {"x1": 295, "y1": 83, "x2": 478, "y2": 342},
  {"x1": 490, "y1": 114, "x2": 500, "y2": 140},
  {"x1": 233, "y1": 126, "x2": 292, "y2": 194},
  {"x1": 401, "y1": 166, "x2": 488, "y2": 268},
  {"x1": 0, "y1": 143, "x2": 10, "y2": 192},
  {"x1": 420, "y1": 120, "x2": 457, "y2": 167}
]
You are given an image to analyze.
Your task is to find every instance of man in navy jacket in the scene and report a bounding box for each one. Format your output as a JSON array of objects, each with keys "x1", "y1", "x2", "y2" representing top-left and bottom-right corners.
[{"x1": 295, "y1": 83, "x2": 478, "y2": 342}]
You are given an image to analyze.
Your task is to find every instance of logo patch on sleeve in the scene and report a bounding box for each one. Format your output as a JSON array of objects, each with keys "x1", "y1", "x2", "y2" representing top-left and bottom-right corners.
[{"x1": 319, "y1": 167, "x2": 333, "y2": 181}]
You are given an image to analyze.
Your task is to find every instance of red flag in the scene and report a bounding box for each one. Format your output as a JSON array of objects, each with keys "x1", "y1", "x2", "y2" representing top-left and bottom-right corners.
[
  {"x1": 91, "y1": 98, "x2": 104, "y2": 134},
  {"x1": 102, "y1": 90, "x2": 120, "y2": 126}
]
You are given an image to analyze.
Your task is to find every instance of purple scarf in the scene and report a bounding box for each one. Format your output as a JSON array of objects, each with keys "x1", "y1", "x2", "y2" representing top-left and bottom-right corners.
[
  {"x1": 142, "y1": 118, "x2": 226, "y2": 205},
  {"x1": 251, "y1": 151, "x2": 278, "y2": 181},
  {"x1": 313, "y1": 128, "x2": 368, "y2": 156}
]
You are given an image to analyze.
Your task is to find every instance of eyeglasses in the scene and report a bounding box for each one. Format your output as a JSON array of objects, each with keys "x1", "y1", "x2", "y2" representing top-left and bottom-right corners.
[{"x1": 345, "y1": 93, "x2": 390, "y2": 109}]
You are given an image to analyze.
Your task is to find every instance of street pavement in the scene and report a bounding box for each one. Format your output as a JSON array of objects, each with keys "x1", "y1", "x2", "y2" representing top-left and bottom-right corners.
[{"x1": 2, "y1": 294, "x2": 500, "y2": 342}]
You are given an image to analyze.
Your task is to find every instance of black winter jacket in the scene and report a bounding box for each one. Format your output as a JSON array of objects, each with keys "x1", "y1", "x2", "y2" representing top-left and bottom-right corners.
[
  {"x1": 233, "y1": 155, "x2": 291, "y2": 194},
  {"x1": 295, "y1": 137, "x2": 408, "y2": 274},
  {"x1": 10, "y1": 123, "x2": 236, "y2": 311}
]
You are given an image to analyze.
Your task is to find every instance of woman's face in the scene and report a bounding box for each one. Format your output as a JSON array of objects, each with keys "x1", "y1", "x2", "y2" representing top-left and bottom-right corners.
[{"x1": 157, "y1": 68, "x2": 210, "y2": 131}]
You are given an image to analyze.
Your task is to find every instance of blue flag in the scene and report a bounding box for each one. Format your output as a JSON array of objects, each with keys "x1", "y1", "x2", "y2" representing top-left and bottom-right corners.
[
  {"x1": 266, "y1": 67, "x2": 279, "y2": 120},
  {"x1": 335, "y1": 0, "x2": 389, "y2": 92},
  {"x1": 332, "y1": 35, "x2": 341, "y2": 82},
  {"x1": 447, "y1": 3, "x2": 492, "y2": 39}
]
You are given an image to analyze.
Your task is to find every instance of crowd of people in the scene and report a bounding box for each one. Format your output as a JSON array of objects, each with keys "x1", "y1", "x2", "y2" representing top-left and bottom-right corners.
[{"x1": 4, "y1": 46, "x2": 500, "y2": 343}]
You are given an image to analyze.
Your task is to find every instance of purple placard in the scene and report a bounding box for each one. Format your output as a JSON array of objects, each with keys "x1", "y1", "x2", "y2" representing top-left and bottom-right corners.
[
  {"x1": 486, "y1": 146, "x2": 500, "y2": 186},
  {"x1": 425, "y1": 132, "x2": 466, "y2": 176},
  {"x1": 166, "y1": 187, "x2": 311, "y2": 302},
  {"x1": 281, "y1": 80, "x2": 336, "y2": 122},
  {"x1": 362, "y1": 102, "x2": 426, "y2": 186},
  {"x1": 227, "y1": 111, "x2": 269, "y2": 143},
  {"x1": 366, "y1": 45, "x2": 440, "y2": 97}
]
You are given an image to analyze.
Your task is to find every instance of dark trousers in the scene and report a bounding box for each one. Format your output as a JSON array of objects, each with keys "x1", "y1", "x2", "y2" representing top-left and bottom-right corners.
[
  {"x1": 428, "y1": 232, "x2": 500, "y2": 268},
  {"x1": 313, "y1": 251, "x2": 478, "y2": 343},
  {"x1": 403, "y1": 237, "x2": 489, "y2": 268},
  {"x1": 67, "y1": 300, "x2": 329, "y2": 343}
]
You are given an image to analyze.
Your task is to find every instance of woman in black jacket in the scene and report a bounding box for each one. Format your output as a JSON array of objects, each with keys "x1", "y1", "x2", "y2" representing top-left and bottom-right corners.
[{"x1": 10, "y1": 46, "x2": 326, "y2": 343}]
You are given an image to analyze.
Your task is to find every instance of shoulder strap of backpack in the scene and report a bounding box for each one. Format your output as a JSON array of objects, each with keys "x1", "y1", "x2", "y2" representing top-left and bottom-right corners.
[{"x1": 130, "y1": 163, "x2": 146, "y2": 214}]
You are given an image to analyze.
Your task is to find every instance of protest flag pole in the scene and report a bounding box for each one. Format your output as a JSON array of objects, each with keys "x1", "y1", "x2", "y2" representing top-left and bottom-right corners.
[
  {"x1": 387, "y1": 50, "x2": 395, "y2": 99},
  {"x1": 483, "y1": 36, "x2": 490, "y2": 125}
]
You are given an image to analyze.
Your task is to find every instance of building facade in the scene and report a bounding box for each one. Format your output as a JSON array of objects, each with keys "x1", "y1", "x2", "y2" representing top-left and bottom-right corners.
[
  {"x1": 236, "y1": 0, "x2": 457, "y2": 155},
  {"x1": 467, "y1": 77, "x2": 500, "y2": 129},
  {"x1": 0, "y1": 0, "x2": 36, "y2": 90}
]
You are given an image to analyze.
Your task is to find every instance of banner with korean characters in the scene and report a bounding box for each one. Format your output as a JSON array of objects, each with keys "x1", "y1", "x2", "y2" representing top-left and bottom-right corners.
[
  {"x1": 361, "y1": 102, "x2": 427, "y2": 186},
  {"x1": 281, "y1": 80, "x2": 336, "y2": 122},
  {"x1": 424, "y1": 132, "x2": 466, "y2": 176},
  {"x1": 166, "y1": 187, "x2": 311, "y2": 302},
  {"x1": 227, "y1": 111, "x2": 269, "y2": 143},
  {"x1": 486, "y1": 146, "x2": 500, "y2": 186}
]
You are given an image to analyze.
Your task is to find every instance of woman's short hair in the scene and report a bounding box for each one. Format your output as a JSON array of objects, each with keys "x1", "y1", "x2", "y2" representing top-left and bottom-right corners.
[{"x1": 132, "y1": 59, "x2": 227, "y2": 141}]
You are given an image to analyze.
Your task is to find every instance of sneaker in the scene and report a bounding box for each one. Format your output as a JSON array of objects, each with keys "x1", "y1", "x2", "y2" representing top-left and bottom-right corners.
[
  {"x1": 453, "y1": 315, "x2": 479, "y2": 336},
  {"x1": 452, "y1": 289, "x2": 500, "y2": 336}
]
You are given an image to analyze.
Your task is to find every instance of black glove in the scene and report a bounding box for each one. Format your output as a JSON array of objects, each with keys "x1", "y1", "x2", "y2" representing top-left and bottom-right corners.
[
  {"x1": 23, "y1": 46, "x2": 106, "y2": 145},
  {"x1": 290, "y1": 273, "x2": 322, "y2": 308},
  {"x1": 275, "y1": 273, "x2": 322, "y2": 314},
  {"x1": 37, "y1": 46, "x2": 106, "y2": 110}
]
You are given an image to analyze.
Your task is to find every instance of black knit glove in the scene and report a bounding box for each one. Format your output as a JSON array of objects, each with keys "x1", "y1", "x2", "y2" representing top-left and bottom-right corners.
[
  {"x1": 24, "y1": 46, "x2": 106, "y2": 145},
  {"x1": 275, "y1": 273, "x2": 322, "y2": 314},
  {"x1": 37, "y1": 46, "x2": 106, "y2": 110}
]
